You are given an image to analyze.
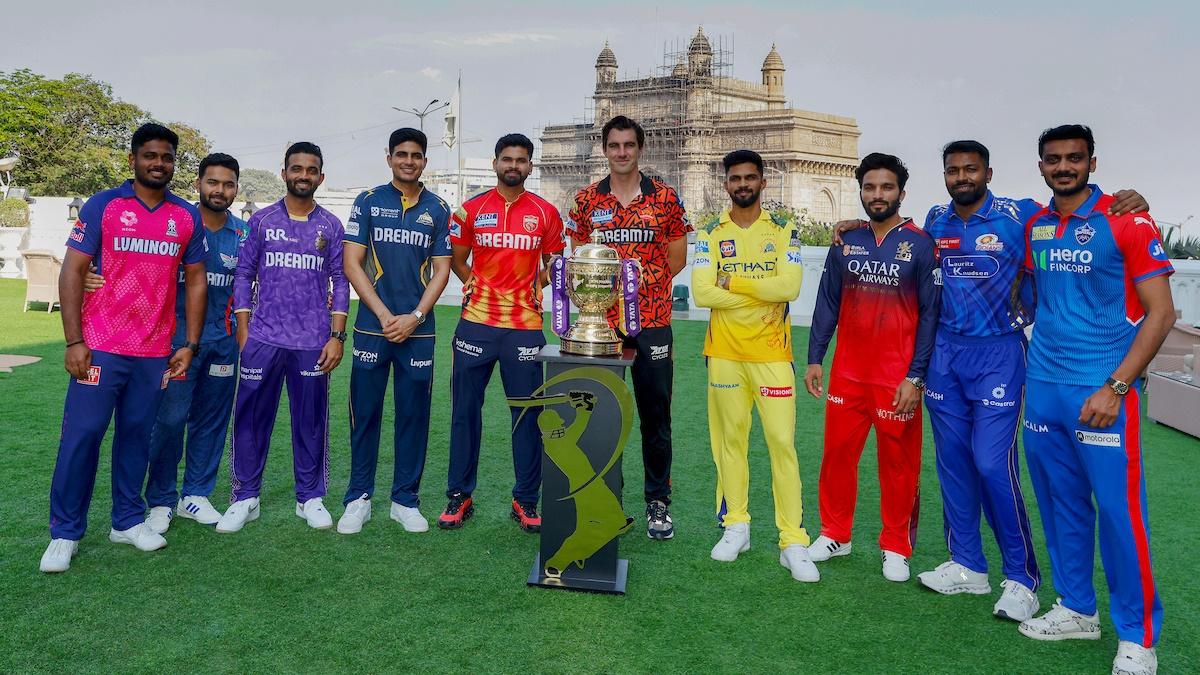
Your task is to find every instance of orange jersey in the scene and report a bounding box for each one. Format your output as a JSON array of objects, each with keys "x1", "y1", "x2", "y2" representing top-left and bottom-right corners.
[
  {"x1": 451, "y1": 188, "x2": 565, "y2": 329},
  {"x1": 567, "y1": 174, "x2": 690, "y2": 329}
]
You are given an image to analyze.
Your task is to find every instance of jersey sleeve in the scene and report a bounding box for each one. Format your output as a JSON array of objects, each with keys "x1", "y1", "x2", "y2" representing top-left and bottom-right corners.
[
  {"x1": 1115, "y1": 213, "x2": 1174, "y2": 284},
  {"x1": 907, "y1": 238, "x2": 942, "y2": 379},
  {"x1": 431, "y1": 203, "x2": 452, "y2": 257},
  {"x1": 450, "y1": 202, "x2": 472, "y2": 247},
  {"x1": 182, "y1": 206, "x2": 208, "y2": 265},
  {"x1": 922, "y1": 205, "x2": 939, "y2": 231},
  {"x1": 567, "y1": 191, "x2": 592, "y2": 245},
  {"x1": 807, "y1": 246, "x2": 843, "y2": 365},
  {"x1": 66, "y1": 194, "x2": 106, "y2": 256},
  {"x1": 727, "y1": 225, "x2": 802, "y2": 302},
  {"x1": 327, "y1": 215, "x2": 350, "y2": 315},
  {"x1": 691, "y1": 229, "x2": 767, "y2": 310},
  {"x1": 234, "y1": 212, "x2": 263, "y2": 313},
  {"x1": 542, "y1": 204, "x2": 566, "y2": 255},
  {"x1": 344, "y1": 191, "x2": 370, "y2": 247},
  {"x1": 662, "y1": 187, "x2": 691, "y2": 240}
]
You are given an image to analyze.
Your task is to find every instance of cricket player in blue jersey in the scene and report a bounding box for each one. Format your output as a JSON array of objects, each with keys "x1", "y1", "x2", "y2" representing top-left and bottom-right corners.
[
  {"x1": 1018, "y1": 125, "x2": 1173, "y2": 675},
  {"x1": 337, "y1": 128, "x2": 452, "y2": 534}
]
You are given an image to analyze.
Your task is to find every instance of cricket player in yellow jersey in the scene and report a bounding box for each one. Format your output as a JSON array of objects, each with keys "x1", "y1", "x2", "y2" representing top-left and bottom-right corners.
[{"x1": 692, "y1": 150, "x2": 819, "y2": 582}]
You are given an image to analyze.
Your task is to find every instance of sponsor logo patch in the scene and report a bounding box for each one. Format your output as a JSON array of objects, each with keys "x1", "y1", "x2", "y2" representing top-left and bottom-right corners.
[
  {"x1": 932, "y1": 268, "x2": 943, "y2": 286},
  {"x1": 695, "y1": 239, "x2": 709, "y2": 254},
  {"x1": 517, "y1": 346, "x2": 540, "y2": 362},
  {"x1": 120, "y1": 211, "x2": 138, "y2": 228},
  {"x1": 759, "y1": 386, "x2": 793, "y2": 398},
  {"x1": 474, "y1": 212, "x2": 499, "y2": 229},
  {"x1": 344, "y1": 220, "x2": 360, "y2": 236},
  {"x1": 449, "y1": 220, "x2": 461, "y2": 238},
  {"x1": 1023, "y1": 419, "x2": 1049, "y2": 433},
  {"x1": 827, "y1": 394, "x2": 844, "y2": 405},
  {"x1": 719, "y1": 240, "x2": 736, "y2": 258},
  {"x1": 843, "y1": 244, "x2": 869, "y2": 256},
  {"x1": 1149, "y1": 239, "x2": 1169, "y2": 261},
  {"x1": 78, "y1": 365, "x2": 101, "y2": 386},
  {"x1": 649, "y1": 344, "x2": 670, "y2": 360},
  {"x1": 591, "y1": 208, "x2": 614, "y2": 224},
  {"x1": 785, "y1": 250, "x2": 802, "y2": 264},
  {"x1": 353, "y1": 348, "x2": 379, "y2": 364},
  {"x1": 1031, "y1": 225, "x2": 1056, "y2": 241},
  {"x1": 409, "y1": 358, "x2": 433, "y2": 368},
  {"x1": 1075, "y1": 430, "x2": 1121, "y2": 447},
  {"x1": 209, "y1": 363, "x2": 235, "y2": 377},
  {"x1": 454, "y1": 338, "x2": 483, "y2": 356},
  {"x1": 709, "y1": 382, "x2": 739, "y2": 389},
  {"x1": 936, "y1": 237, "x2": 961, "y2": 249},
  {"x1": 943, "y1": 254, "x2": 1000, "y2": 279},
  {"x1": 693, "y1": 255, "x2": 711, "y2": 266},
  {"x1": 564, "y1": 217, "x2": 578, "y2": 232},
  {"x1": 925, "y1": 389, "x2": 944, "y2": 400}
]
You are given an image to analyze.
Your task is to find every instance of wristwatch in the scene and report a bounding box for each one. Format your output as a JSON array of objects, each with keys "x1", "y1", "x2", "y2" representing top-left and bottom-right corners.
[
  {"x1": 905, "y1": 376, "x2": 925, "y2": 390},
  {"x1": 1105, "y1": 377, "x2": 1130, "y2": 396},
  {"x1": 184, "y1": 342, "x2": 200, "y2": 355},
  {"x1": 330, "y1": 331, "x2": 347, "y2": 343},
  {"x1": 412, "y1": 309, "x2": 426, "y2": 325}
]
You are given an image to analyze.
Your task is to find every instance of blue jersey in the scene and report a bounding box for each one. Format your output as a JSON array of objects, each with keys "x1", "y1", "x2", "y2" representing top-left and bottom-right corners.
[
  {"x1": 1024, "y1": 185, "x2": 1173, "y2": 387},
  {"x1": 924, "y1": 192, "x2": 1040, "y2": 337},
  {"x1": 169, "y1": 213, "x2": 246, "y2": 345},
  {"x1": 345, "y1": 183, "x2": 452, "y2": 337}
]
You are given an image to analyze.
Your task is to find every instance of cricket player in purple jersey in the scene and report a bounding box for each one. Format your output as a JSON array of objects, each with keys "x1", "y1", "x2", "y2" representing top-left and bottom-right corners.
[{"x1": 216, "y1": 142, "x2": 350, "y2": 533}]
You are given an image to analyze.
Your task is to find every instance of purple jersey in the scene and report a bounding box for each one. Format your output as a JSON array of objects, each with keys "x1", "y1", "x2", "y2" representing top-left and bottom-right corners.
[{"x1": 234, "y1": 200, "x2": 349, "y2": 350}]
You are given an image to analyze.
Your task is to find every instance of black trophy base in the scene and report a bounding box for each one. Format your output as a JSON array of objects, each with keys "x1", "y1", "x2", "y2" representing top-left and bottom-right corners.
[{"x1": 527, "y1": 553, "x2": 628, "y2": 595}]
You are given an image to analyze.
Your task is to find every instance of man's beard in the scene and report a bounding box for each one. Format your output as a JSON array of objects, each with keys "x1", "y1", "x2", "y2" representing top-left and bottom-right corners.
[
  {"x1": 949, "y1": 182, "x2": 987, "y2": 206},
  {"x1": 1046, "y1": 171, "x2": 1089, "y2": 197},
  {"x1": 730, "y1": 188, "x2": 759, "y2": 208},
  {"x1": 135, "y1": 167, "x2": 172, "y2": 190},
  {"x1": 863, "y1": 199, "x2": 901, "y2": 223},
  {"x1": 498, "y1": 171, "x2": 525, "y2": 188},
  {"x1": 199, "y1": 192, "x2": 231, "y2": 212},
  {"x1": 286, "y1": 178, "x2": 316, "y2": 198}
]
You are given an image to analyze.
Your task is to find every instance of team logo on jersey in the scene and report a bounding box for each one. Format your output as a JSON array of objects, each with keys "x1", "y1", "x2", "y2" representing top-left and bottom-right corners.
[
  {"x1": 932, "y1": 268, "x2": 943, "y2": 286},
  {"x1": 695, "y1": 239, "x2": 709, "y2": 254},
  {"x1": 1030, "y1": 225, "x2": 1056, "y2": 241},
  {"x1": 719, "y1": 240, "x2": 736, "y2": 258},
  {"x1": 760, "y1": 239, "x2": 775, "y2": 253},
  {"x1": 120, "y1": 211, "x2": 138, "y2": 228},
  {"x1": 591, "y1": 209, "x2": 614, "y2": 224},
  {"x1": 895, "y1": 240, "x2": 913, "y2": 262},
  {"x1": 1074, "y1": 223, "x2": 1095, "y2": 245},
  {"x1": 474, "y1": 212, "x2": 499, "y2": 229},
  {"x1": 974, "y1": 233, "x2": 1003, "y2": 252},
  {"x1": 935, "y1": 237, "x2": 961, "y2": 249},
  {"x1": 1149, "y1": 239, "x2": 1169, "y2": 261},
  {"x1": 315, "y1": 231, "x2": 327, "y2": 251},
  {"x1": 523, "y1": 215, "x2": 539, "y2": 233},
  {"x1": 165, "y1": 218, "x2": 178, "y2": 238},
  {"x1": 416, "y1": 211, "x2": 435, "y2": 227},
  {"x1": 78, "y1": 365, "x2": 101, "y2": 386},
  {"x1": 220, "y1": 252, "x2": 237, "y2": 269}
]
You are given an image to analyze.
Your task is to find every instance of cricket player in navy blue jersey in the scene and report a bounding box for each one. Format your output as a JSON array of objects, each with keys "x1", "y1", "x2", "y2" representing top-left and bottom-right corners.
[{"x1": 337, "y1": 128, "x2": 452, "y2": 535}]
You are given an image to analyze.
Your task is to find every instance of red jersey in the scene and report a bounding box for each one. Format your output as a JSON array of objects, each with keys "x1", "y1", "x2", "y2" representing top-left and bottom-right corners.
[
  {"x1": 450, "y1": 188, "x2": 565, "y2": 329},
  {"x1": 567, "y1": 174, "x2": 690, "y2": 329}
]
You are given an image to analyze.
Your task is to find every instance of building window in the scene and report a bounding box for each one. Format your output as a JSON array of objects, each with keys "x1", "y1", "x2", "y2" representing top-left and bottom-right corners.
[{"x1": 811, "y1": 189, "x2": 836, "y2": 224}]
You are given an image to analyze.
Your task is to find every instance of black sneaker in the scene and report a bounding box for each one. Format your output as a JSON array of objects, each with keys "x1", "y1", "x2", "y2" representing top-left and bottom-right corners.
[
  {"x1": 437, "y1": 492, "x2": 474, "y2": 529},
  {"x1": 646, "y1": 499, "x2": 674, "y2": 540}
]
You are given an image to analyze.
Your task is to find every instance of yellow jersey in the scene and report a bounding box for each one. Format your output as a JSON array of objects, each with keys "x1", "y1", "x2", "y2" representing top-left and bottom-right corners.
[{"x1": 691, "y1": 209, "x2": 803, "y2": 362}]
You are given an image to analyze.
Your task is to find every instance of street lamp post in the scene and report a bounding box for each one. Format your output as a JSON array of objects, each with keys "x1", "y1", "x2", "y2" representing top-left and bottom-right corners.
[{"x1": 393, "y1": 99, "x2": 451, "y2": 133}]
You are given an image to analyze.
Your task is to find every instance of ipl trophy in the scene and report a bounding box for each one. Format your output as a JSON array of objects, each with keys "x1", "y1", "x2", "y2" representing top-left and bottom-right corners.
[{"x1": 549, "y1": 231, "x2": 642, "y2": 355}]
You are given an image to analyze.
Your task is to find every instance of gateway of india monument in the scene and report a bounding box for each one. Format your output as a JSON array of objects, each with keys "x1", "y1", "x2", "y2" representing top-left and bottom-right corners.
[{"x1": 538, "y1": 27, "x2": 862, "y2": 221}]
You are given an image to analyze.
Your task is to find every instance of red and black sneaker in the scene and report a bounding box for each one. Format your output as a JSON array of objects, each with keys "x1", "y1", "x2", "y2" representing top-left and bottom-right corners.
[
  {"x1": 437, "y1": 493, "x2": 474, "y2": 529},
  {"x1": 510, "y1": 500, "x2": 541, "y2": 533}
]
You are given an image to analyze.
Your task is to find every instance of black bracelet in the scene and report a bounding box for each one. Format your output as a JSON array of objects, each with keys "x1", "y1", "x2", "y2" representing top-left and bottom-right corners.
[{"x1": 66, "y1": 339, "x2": 85, "y2": 348}]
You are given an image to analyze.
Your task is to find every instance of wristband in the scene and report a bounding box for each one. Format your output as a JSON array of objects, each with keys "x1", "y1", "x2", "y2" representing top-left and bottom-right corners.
[{"x1": 66, "y1": 339, "x2": 85, "y2": 349}]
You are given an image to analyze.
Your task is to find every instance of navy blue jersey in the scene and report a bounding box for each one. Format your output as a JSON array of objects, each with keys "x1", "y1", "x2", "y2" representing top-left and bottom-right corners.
[
  {"x1": 345, "y1": 183, "x2": 452, "y2": 337},
  {"x1": 171, "y1": 212, "x2": 247, "y2": 344},
  {"x1": 808, "y1": 219, "x2": 941, "y2": 387},
  {"x1": 925, "y1": 192, "x2": 1040, "y2": 337}
]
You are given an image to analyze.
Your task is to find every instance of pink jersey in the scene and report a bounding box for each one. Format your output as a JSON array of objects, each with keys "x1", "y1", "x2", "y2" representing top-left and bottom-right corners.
[{"x1": 66, "y1": 180, "x2": 207, "y2": 357}]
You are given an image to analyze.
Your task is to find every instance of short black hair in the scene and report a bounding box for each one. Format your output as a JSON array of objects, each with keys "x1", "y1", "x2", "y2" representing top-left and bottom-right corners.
[
  {"x1": 389, "y1": 128, "x2": 427, "y2": 155},
  {"x1": 855, "y1": 152, "x2": 909, "y2": 191},
  {"x1": 602, "y1": 115, "x2": 645, "y2": 148},
  {"x1": 1038, "y1": 124, "x2": 1095, "y2": 158},
  {"x1": 495, "y1": 133, "x2": 534, "y2": 159},
  {"x1": 723, "y1": 149, "x2": 764, "y2": 175},
  {"x1": 198, "y1": 152, "x2": 240, "y2": 180},
  {"x1": 284, "y1": 141, "x2": 323, "y2": 170},
  {"x1": 942, "y1": 140, "x2": 990, "y2": 167},
  {"x1": 131, "y1": 123, "x2": 179, "y2": 153}
]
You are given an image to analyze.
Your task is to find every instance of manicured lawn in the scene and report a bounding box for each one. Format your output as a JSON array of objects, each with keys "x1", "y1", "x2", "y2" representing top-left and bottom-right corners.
[{"x1": 0, "y1": 278, "x2": 1195, "y2": 673}]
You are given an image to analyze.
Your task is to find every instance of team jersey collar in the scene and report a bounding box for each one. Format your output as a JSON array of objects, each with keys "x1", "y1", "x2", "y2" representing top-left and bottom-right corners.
[
  {"x1": 596, "y1": 172, "x2": 657, "y2": 198},
  {"x1": 941, "y1": 190, "x2": 996, "y2": 225},
  {"x1": 717, "y1": 207, "x2": 772, "y2": 231},
  {"x1": 867, "y1": 217, "x2": 912, "y2": 245},
  {"x1": 385, "y1": 181, "x2": 428, "y2": 207},
  {"x1": 117, "y1": 179, "x2": 171, "y2": 213},
  {"x1": 1049, "y1": 183, "x2": 1103, "y2": 218}
]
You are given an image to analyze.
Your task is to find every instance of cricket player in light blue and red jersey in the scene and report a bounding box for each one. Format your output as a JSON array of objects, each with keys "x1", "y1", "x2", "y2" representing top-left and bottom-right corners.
[
  {"x1": 1017, "y1": 125, "x2": 1174, "y2": 675},
  {"x1": 805, "y1": 153, "x2": 940, "y2": 583},
  {"x1": 41, "y1": 124, "x2": 208, "y2": 573},
  {"x1": 217, "y1": 142, "x2": 350, "y2": 533}
]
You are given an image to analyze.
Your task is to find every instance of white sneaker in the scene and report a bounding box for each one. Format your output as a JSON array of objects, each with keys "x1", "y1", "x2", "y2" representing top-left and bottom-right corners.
[
  {"x1": 145, "y1": 506, "x2": 173, "y2": 534},
  {"x1": 390, "y1": 502, "x2": 429, "y2": 533},
  {"x1": 215, "y1": 497, "x2": 260, "y2": 533},
  {"x1": 710, "y1": 522, "x2": 750, "y2": 562},
  {"x1": 337, "y1": 495, "x2": 372, "y2": 534},
  {"x1": 917, "y1": 560, "x2": 991, "y2": 595},
  {"x1": 780, "y1": 544, "x2": 820, "y2": 582},
  {"x1": 176, "y1": 496, "x2": 222, "y2": 525},
  {"x1": 807, "y1": 535, "x2": 851, "y2": 562},
  {"x1": 39, "y1": 539, "x2": 79, "y2": 573},
  {"x1": 1112, "y1": 641, "x2": 1157, "y2": 675},
  {"x1": 1018, "y1": 599, "x2": 1101, "y2": 641},
  {"x1": 109, "y1": 522, "x2": 167, "y2": 551},
  {"x1": 994, "y1": 579, "x2": 1040, "y2": 622},
  {"x1": 882, "y1": 550, "x2": 910, "y2": 582},
  {"x1": 296, "y1": 497, "x2": 333, "y2": 529}
]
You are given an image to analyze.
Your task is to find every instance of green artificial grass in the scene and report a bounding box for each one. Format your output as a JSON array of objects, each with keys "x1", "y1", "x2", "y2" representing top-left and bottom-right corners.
[{"x1": 0, "y1": 278, "x2": 1195, "y2": 673}]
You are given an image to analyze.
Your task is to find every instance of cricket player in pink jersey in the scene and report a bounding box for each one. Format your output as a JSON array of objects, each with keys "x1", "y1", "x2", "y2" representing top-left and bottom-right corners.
[{"x1": 41, "y1": 124, "x2": 208, "y2": 573}]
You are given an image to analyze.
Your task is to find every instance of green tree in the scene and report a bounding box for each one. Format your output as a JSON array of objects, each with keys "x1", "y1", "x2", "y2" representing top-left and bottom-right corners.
[
  {"x1": 0, "y1": 69, "x2": 212, "y2": 197},
  {"x1": 237, "y1": 168, "x2": 285, "y2": 202}
]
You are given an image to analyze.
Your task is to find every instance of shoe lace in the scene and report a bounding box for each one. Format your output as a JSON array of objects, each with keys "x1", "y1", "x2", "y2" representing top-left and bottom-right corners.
[
  {"x1": 517, "y1": 502, "x2": 539, "y2": 519},
  {"x1": 1000, "y1": 579, "x2": 1027, "y2": 599},
  {"x1": 445, "y1": 494, "x2": 467, "y2": 515},
  {"x1": 647, "y1": 500, "x2": 668, "y2": 523}
]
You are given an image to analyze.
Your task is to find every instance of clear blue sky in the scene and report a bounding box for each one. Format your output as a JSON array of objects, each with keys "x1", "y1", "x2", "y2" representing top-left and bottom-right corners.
[{"x1": 2, "y1": 0, "x2": 1196, "y2": 229}]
